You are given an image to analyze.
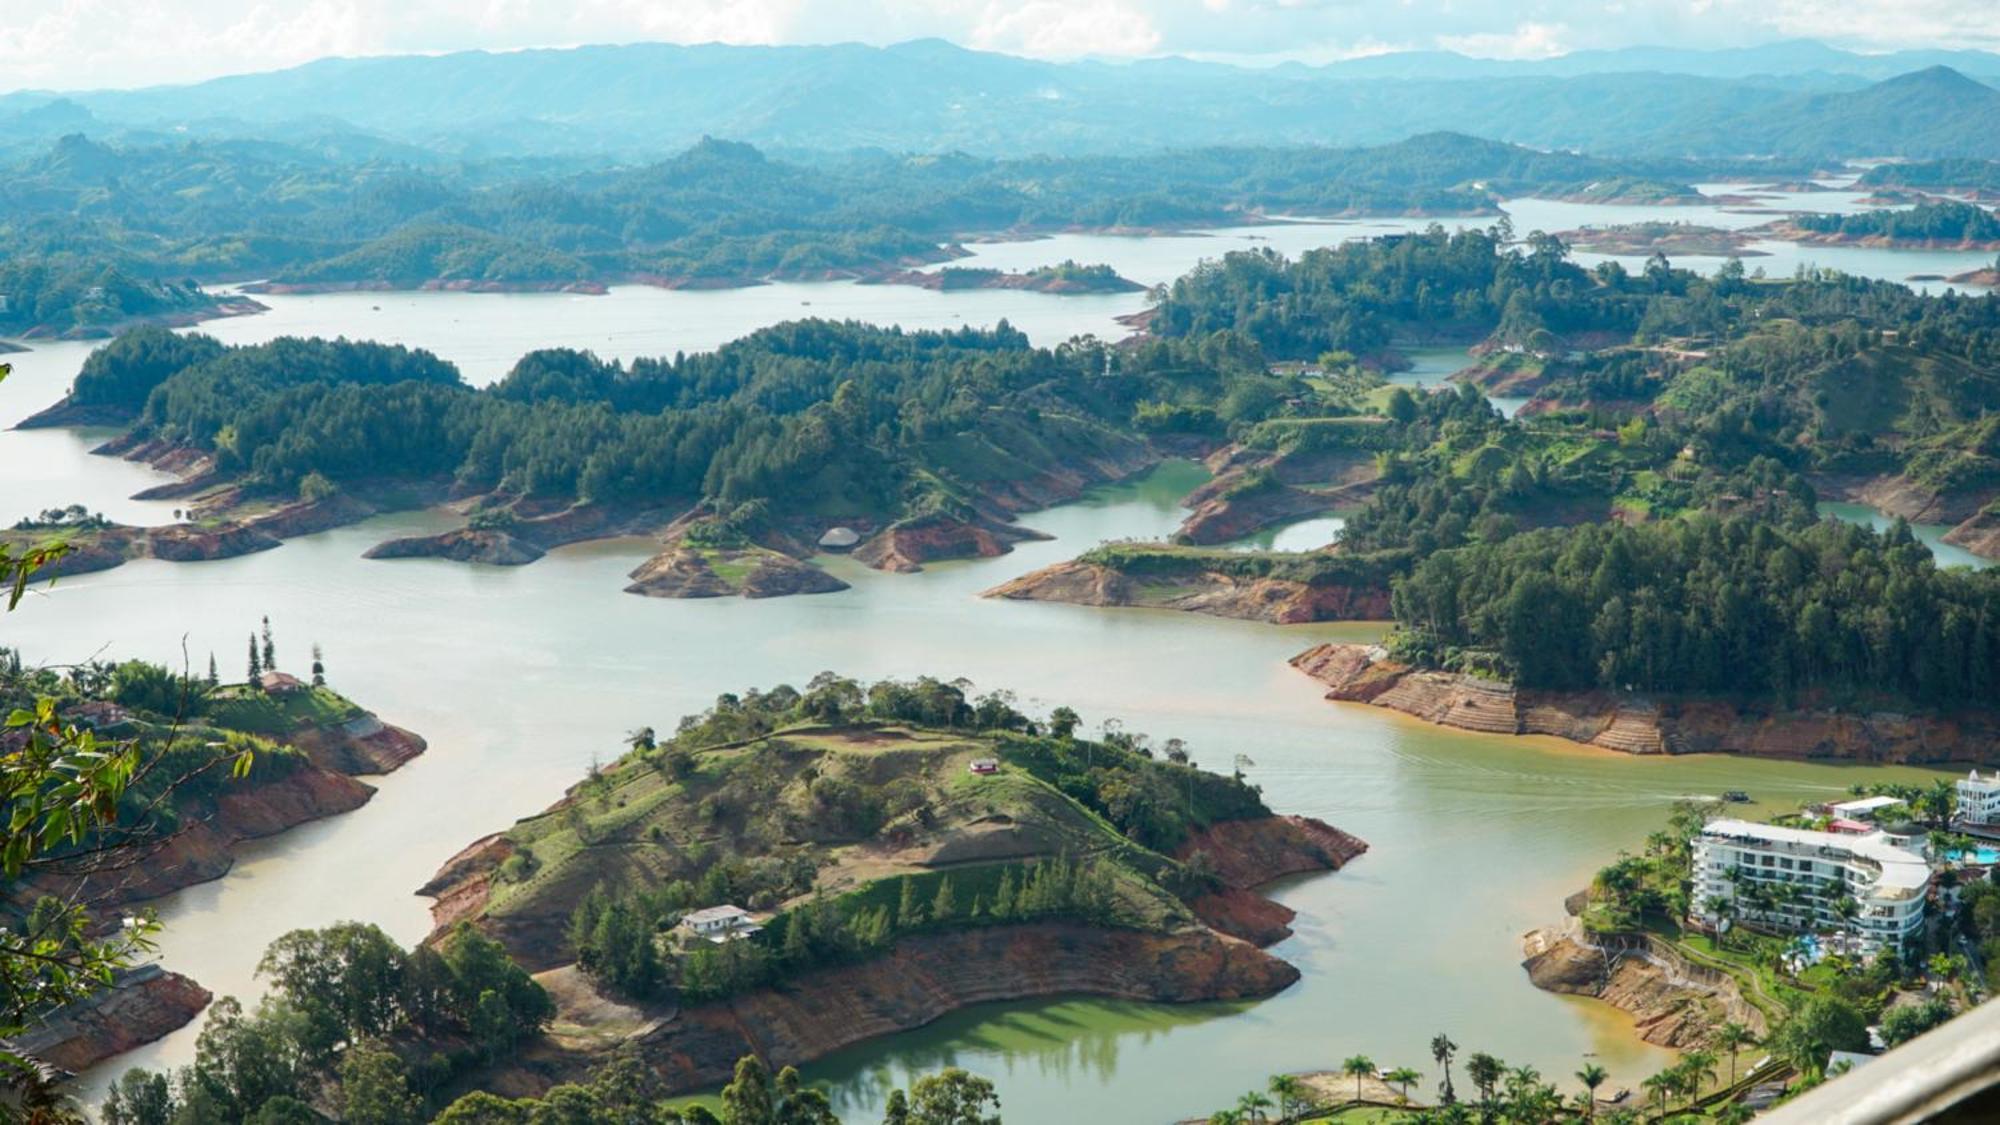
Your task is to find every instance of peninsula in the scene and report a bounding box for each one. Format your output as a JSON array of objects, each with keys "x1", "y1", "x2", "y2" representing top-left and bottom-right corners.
[{"x1": 416, "y1": 676, "x2": 1366, "y2": 1095}]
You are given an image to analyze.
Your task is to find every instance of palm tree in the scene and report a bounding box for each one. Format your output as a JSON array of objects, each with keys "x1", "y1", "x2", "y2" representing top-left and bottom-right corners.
[
  {"x1": 1640, "y1": 1071, "x2": 1672, "y2": 1117},
  {"x1": 1682, "y1": 1048, "x2": 1719, "y2": 1098},
  {"x1": 1466, "y1": 1053, "x2": 1503, "y2": 1114},
  {"x1": 1384, "y1": 1066, "x2": 1423, "y2": 1105},
  {"x1": 1716, "y1": 1021, "x2": 1755, "y2": 1087},
  {"x1": 1574, "y1": 1063, "x2": 1608, "y2": 1116},
  {"x1": 1208, "y1": 1111, "x2": 1243, "y2": 1125},
  {"x1": 625, "y1": 725, "x2": 656, "y2": 752},
  {"x1": 1267, "y1": 1074, "x2": 1306, "y2": 1120},
  {"x1": 1342, "y1": 1055, "x2": 1377, "y2": 1102},
  {"x1": 1236, "y1": 1090, "x2": 1273, "y2": 1123},
  {"x1": 1431, "y1": 1033, "x2": 1459, "y2": 1104}
]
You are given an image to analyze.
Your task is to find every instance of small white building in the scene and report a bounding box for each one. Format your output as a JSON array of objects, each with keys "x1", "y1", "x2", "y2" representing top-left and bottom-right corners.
[
  {"x1": 1956, "y1": 771, "x2": 2000, "y2": 828},
  {"x1": 680, "y1": 905, "x2": 761, "y2": 943},
  {"x1": 1690, "y1": 819, "x2": 1930, "y2": 957},
  {"x1": 1828, "y1": 796, "x2": 1904, "y2": 822}
]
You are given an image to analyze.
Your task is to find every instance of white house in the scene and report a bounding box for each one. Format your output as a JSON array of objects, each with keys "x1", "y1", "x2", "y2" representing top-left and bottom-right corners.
[
  {"x1": 1956, "y1": 771, "x2": 2000, "y2": 829},
  {"x1": 679, "y1": 904, "x2": 761, "y2": 943},
  {"x1": 1690, "y1": 819, "x2": 1930, "y2": 957}
]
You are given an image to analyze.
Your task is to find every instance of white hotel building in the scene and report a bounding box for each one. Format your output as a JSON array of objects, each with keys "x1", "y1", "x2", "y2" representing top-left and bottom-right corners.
[
  {"x1": 1957, "y1": 770, "x2": 2000, "y2": 829},
  {"x1": 1690, "y1": 819, "x2": 1930, "y2": 956}
]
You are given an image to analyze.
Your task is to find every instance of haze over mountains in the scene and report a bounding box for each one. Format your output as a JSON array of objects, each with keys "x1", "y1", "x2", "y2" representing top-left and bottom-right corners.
[{"x1": 3, "y1": 38, "x2": 1999, "y2": 162}]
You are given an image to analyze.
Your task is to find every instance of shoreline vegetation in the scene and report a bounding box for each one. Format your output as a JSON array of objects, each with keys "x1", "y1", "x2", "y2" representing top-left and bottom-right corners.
[
  {"x1": 1517, "y1": 794, "x2": 2000, "y2": 1122},
  {"x1": 0, "y1": 626, "x2": 425, "y2": 1072},
  {"x1": 412, "y1": 677, "x2": 1367, "y2": 1097}
]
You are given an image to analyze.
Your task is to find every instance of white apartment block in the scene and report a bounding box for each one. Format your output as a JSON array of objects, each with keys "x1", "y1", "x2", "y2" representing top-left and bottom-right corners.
[
  {"x1": 1956, "y1": 770, "x2": 2000, "y2": 828},
  {"x1": 1690, "y1": 819, "x2": 1929, "y2": 956}
]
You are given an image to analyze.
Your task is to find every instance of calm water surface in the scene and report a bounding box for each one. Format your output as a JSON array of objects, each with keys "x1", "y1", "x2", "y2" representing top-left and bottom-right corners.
[{"x1": 0, "y1": 211, "x2": 1977, "y2": 1121}]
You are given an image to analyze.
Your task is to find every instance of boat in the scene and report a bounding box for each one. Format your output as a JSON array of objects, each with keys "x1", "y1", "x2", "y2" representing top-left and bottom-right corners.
[{"x1": 1722, "y1": 789, "x2": 1751, "y2": 803}]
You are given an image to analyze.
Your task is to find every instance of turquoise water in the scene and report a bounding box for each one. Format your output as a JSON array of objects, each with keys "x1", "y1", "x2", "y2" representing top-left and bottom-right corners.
[{"x1": 1947, "y1": 847, "x2": 2000, "y2": 865}]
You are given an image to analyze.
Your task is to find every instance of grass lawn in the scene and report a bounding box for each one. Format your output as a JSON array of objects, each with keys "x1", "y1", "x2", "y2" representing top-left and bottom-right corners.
[{"x1": 204, "y1": 684, "x2": 365, "y2": 734}]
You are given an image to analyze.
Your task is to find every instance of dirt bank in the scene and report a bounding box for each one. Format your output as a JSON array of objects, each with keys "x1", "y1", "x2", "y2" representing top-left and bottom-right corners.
[
  {"x1": 852, "y1": 512, "x2": 1050, "y2": 573},
  {"x1": 1176, "y1": 815, "x2": 1370, "y2": 944},
  {"x1": 1522, "y1": 923, "x2": 1765, "y2": 1048},
  {"x1": 559, "y1": 923, "x2": 1304, "y2": 1097},
  {"x1": 1292, "y1": 642, "x2": 2000, "y2": 763},
  {"x1": 367, "y1": 528, "x2": 546, "y2": 565},
  {"x1": 5, "y1": 966, "x2": 213, "y2": 1073},
  {"x1": 623, "y1": 545, "x2": 848, "y2": 599},
  {"x1": 985, "y1": 558, "x2": 1391, "y2": 624}
]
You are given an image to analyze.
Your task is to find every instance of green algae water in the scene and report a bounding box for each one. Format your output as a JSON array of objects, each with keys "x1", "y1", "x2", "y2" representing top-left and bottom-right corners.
[{"x1": 0, "y1": 208, "x2": 1981, "y2": 1121}]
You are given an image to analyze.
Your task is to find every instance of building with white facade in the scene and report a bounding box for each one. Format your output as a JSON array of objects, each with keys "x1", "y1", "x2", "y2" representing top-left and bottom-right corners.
[
  {"x1": 679, "y1": 904, "x2": 761, "y2": 943},
  {"x1": 1690, "y1": 819, "x2": 1929, "y2": 956},
  {"x1": 1956, "y1": 770, "x2": 2000, "y2": 829}
]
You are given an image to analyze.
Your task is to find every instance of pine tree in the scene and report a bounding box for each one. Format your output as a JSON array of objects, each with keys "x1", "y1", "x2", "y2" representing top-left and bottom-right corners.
[
  {"x1": 931, "y1": 878, "x2": 956, "y2": 924},
  {"x1": 207, "y1": 653, "x2": 219, "y2": 687},
  {"x1": 781, "y1": 910, "x2": 811, "y2": 966},
  {"x1": 260, "y1": 616, "x2": 276, "y2": 671},
  {"x1": 310, "y1": 642, "x2": 325, "y2": 687},
  {"x1": 895, "y1": 877, "x2": 925, "y2": 930},
  {"x1": 247, "y1": 634, "x2": 261, "y2": 680},
  {"x1": 991, "y1": 869, "x2": 1016, "y2": 920}
]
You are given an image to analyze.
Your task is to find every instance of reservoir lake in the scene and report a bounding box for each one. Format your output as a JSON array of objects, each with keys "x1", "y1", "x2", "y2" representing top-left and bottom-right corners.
[{"x1": 0, "y1": 192, "x2": 1982, "y2": 1121}]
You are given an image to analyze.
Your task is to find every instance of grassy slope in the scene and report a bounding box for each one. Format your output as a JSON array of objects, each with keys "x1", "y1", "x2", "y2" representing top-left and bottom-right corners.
[{"x1": 481, "y1": 724, "x2": 1198, "y2": 935}]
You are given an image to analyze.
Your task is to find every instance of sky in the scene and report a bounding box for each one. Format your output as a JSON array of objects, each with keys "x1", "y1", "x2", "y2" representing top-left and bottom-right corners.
[{"x1": 3, "y1": 0, "x2": 1998, "y2": 92}]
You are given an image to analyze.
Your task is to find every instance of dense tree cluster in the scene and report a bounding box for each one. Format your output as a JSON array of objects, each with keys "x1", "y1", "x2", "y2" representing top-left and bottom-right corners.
[
  {"x1": 1390, "y1": 514, "x2": 2000, "y2": 704},
  {"x1": 1792, "y1": 200, "x2": 2000, "y2": 243},
  {"x1": 101, "y1": 922, "x2": 551, "y2": 1124}
]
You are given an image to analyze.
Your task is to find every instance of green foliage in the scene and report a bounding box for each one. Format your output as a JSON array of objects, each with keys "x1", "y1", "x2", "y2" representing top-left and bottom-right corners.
[
  {"x1": 1879, "y1": 996, "x2": 1954, "y2": 1047},
  {"x1": 1078, "y1": 541, "x2": 1413, "y2": 589},
  {"x1": 1793, "y1": 200, "x2": 2000, "y2": 244},
  {"x1": 1770, "y1": 995, "x2": 1871, "y2": 1076},
  {"x1": 1390, "y1": 513, "x2": 2000, "y2": 704}
]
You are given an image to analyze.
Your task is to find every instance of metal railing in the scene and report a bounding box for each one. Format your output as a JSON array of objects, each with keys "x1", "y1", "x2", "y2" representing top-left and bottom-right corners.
[{"x1": 1756, "y1": 998, "x2": 2000, "y2": 1123}]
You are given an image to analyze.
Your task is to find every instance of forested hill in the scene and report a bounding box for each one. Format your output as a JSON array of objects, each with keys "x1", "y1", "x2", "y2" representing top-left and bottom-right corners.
[
  {"x1": 4, "y1": 39, "x2": 1997, "y2": 160},
  {"x1": 1389, "y1": 515, "x2": 2000, "y2": 708},
  {"x1": 0, "y1": 130, "x2": 1724, "y2": 335},
  {"x1": 76, "y1": 320, "x2": 1265, "y2": 533}
]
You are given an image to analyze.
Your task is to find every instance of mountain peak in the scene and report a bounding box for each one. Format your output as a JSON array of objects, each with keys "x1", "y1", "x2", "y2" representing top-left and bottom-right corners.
[{"x1": 1873, "y1": 65, "x2": 1993, "y2": 95}]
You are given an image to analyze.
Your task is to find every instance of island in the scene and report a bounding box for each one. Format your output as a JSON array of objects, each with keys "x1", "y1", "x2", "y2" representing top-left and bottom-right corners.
[
  {"x1": 988, "y1": 542, "x2": 1405, "y2": 623},
  {"x1": 1556, "y1": 222, "x2": 1768, "y2": 257},
  {"x1": 0, "y1": 637, "x2": 424, "y2": 1070},
  {"x1": 1759, "y1": 199, "x2": 2000, "y2": 250},
  {"x1": 415, "y1": 676, "x2": 1367, "y2": 1095}
]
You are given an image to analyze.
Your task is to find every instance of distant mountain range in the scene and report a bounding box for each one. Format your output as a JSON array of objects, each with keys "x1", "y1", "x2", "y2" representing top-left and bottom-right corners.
[{"x1": 1, "y1": 38, "x2": 1997, "y2": 161}]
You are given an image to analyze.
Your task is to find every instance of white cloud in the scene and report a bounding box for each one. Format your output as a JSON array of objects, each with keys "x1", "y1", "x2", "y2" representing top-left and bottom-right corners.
[
  {"x1": 969, "y1": 0, "x2": 1162, "y2": 58},
  {"x1": 1437, "y1": 21, "x2": 1571, "y2": 60},
  {"x1": 0, "y1": 0, "x2": 1993, "y2": 93}
]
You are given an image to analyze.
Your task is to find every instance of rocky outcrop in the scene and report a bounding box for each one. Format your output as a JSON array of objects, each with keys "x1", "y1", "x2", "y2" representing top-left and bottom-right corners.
[
  {"x1": 366, "y1": 528, "x2": 546, "y2": 565},
  {"x1": 1177, "y1": 483, "x2": 1341, "y2": 545},
  {"x1": 853, "y1": 513, "x2": 1049, "y2": 573},
  {"x1": 1522, "y1": 924, "x2": 1765, "y2": 1048},
  {"x1": 5, "y1": 966, "x2": 212, "y2": 1073},
  {"x1": 628, "y1": 923, "x2": 1300, "y2": 1095},
  {"x1": 12, "y1": 398, "x2": 139, "y2": 429},
  {"x1": 1943, "y1": 508, "x2": 2000, "y2": 558},
  {"x1": 1293, "y1": 642, "x2": 2000, "y2": 763},
  {"x1": 1177, "y1": 815, "x2": 1370, "y2": 891},
  {"x1": 1812, "y1": 473, "x2": 1994, "y2": 529},
  {"x1": 145, "y1": 522, "x2": 283, "y2": 562},
  {"x1": 985, "y1": 558, "x2": 1391, "y2": 624},
  {"x1": 623, "y1": 545, "x2": 848, "y2": 599},
  {"x1": 418, "y1": 833, "x2": 515, "y2": 934},
  {"x1": 287, "y1": 714, "x2": 429, "y2": 775},
  {"x1": 1177, "y1": 816, "x2": 1369, "y2": 945}
]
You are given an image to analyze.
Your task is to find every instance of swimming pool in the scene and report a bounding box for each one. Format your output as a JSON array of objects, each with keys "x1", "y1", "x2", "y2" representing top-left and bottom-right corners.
[{"x1": 1946, "y1": 846, "x2": 2000, "y2": 865}]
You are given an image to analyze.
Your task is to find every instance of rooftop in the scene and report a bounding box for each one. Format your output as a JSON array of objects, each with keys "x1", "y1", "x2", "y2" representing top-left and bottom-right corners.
[
  {"x1": 1828, "y1": 796, "x2": 1903, "y2": 817},
  {"x1": 682, "y1": 905, "x2": 752, "y2": 925},
  {"x1": 1700, "y1": 818, "x2": 1932, "y2": 895}
]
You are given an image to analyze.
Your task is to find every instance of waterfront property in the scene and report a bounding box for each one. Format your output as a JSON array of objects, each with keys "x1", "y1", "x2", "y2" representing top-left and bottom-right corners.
[
  {"x1": 679, "y1": 905, "x2": 762, "y2": 943},
  {"x1": 1690, "y1": 819, "x2": 1929, "y2": 956},
  {"x1": 1956, "y1": 770, "x2": 2000, "y2": 829}
]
